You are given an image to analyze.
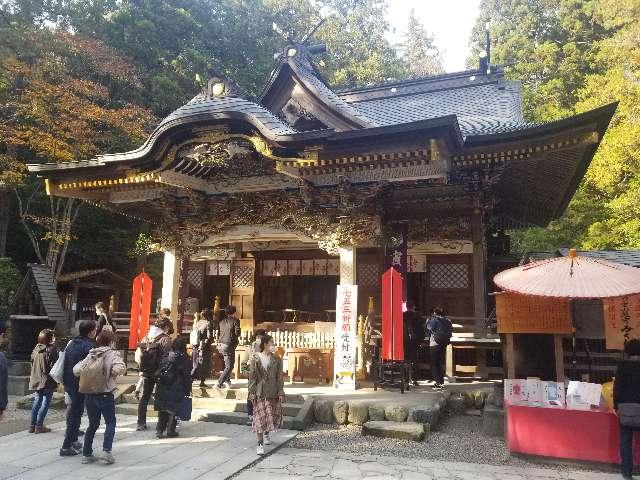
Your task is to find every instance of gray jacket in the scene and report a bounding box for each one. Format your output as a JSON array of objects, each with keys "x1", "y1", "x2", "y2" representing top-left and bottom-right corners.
[{"x1": 248, "y1": 354, "x2": 284, "y2": 399}]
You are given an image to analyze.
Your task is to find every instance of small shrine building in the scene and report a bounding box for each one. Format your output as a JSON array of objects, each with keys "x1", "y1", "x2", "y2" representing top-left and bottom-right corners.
[{"x1": 28, "y1": 41, "x2": 616, "y2": 345}]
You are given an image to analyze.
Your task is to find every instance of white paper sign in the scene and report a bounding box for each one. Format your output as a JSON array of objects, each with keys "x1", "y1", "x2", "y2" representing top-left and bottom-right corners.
[
  {"x1": 566, "y1": 381, "x2": 602, "y2": 410},
  {"x1": 504, "y1": 379, "x2": 527, "y2": 405},
  {"x1": 334, "y1": 284, "x2": 358, "y2": 390},
  {"x1": 542, "y1": 381, "x2": 566, "y2": 408},
  {"x1": 525, "y1": 379, "x2": 542, "y2": 406}
]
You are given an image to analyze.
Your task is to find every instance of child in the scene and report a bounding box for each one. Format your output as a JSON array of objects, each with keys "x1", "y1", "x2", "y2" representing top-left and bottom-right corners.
[{"x1": 248, "y1": 334, "x2": 284, "y2": 455}]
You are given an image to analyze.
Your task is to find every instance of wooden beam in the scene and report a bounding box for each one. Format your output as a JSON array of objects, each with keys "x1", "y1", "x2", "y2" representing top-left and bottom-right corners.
[
  {"x1": 471, "y1": 209, "x2": 486, "y2": 335},
  {"x1": 506, "y1": 333, "x2": 515, "y2": 379},
  {"x1": 554, "y1": 334, "x2": 565, "y2": 382}
]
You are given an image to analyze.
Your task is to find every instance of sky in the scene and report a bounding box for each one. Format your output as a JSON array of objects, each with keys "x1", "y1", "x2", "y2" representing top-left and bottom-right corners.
[{"x1": 385, "y1": 0, "x2": 482, "y2": 72}]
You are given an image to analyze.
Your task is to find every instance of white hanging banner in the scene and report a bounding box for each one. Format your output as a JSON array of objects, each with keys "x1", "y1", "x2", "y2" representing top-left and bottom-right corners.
[{"x1": 334, "y1": 284, "x2": 358, "y2": 390}]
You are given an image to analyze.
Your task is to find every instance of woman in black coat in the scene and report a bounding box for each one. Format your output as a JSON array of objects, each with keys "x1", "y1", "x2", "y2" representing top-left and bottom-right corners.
[
  {"x1": 154, "y1": 337, "x2": 191, "y2": 438},
  {"x1": 614, "y1": 338, "x2": 640, "y2": 480}
]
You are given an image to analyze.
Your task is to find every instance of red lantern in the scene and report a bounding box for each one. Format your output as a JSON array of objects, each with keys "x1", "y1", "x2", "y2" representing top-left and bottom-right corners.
[
  {"x1": 130, "y1": 272, "x2": 152, "y2": 349},
  {"x1": 381, "y1": 267, "x2": 404, "y2": 361}
]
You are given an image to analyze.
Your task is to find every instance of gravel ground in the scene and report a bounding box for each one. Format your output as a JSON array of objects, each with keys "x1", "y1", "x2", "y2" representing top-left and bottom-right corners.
[
  {"x1": 3, "y1": 395, "x2": 66, "y2": 423},
  {"x1": 289, "y1": 412, "x2": 617, "y2": 474}
]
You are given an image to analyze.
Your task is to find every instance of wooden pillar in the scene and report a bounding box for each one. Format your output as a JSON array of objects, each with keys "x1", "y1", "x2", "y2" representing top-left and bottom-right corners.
[
  {"x1": 161, "y1": 249, "x2": 182, "y2": 331},
  {"x1": 505, "y1": 333, "x2": 516, "y2": 378},
  {"x1": 339, "y1": 247, "x2": 356, "y2": 286},
  {"x1": 471, "y1": 209, "x2": 487, "y2": 337},
  {"x1": 554, "y1": 334, "x2": 565, "y2": 382}
]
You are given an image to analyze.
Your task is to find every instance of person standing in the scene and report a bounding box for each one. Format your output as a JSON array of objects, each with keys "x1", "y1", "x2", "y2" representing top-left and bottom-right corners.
[
  {"x1": 28, "y1": 329, "x2": 59, "y2": 433},
  {"x1": 0, "y1": 326, "x2": 9, "y2": 422},
  {"x1": 426, "y1": 307, "x2": 452, "y2": 391},
  {"x1": 245, "y1": 329, "x2": 266, "y2": 425},
  {"x1": 614, "y1": 338, "x2": 640, "y2": 480},
  {"x1": 74, "y1": 329, "x2": 126, "y2": 465},
  {"x1": 248, "y1": 335, "x2": 284, "y2": 455},
  {"x1": 191, "y1": 309, "x2": 214, "y2": 388},
  {"x1": 154, "y1": 337, "x2": 191, "y2": 438},
  {"x1": 60, "y1": 320, "x2": 96, "y2": 456},
  {"x1": 95, "y1": 302, "x2": 116, "y2": 337},
  {"x1": 216, "y1": 305, "x2": 240, "y2": 389},
  {"x1": 403, "y1": 302, "x2": 423, "y2": 385},
  {"x1": 136, "y1": 316, "x2": 173, "y2": 430}
]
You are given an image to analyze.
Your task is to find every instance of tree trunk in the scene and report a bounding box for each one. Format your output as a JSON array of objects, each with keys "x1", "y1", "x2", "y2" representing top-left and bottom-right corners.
[{"x1": 0, "y1": 189, "x2": 9, "y2": 257}]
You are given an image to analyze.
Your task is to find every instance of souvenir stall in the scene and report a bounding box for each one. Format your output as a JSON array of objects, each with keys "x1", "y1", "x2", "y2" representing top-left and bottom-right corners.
[{"x1": 494, "y1": 249, "x2": 640, "y2": 464}]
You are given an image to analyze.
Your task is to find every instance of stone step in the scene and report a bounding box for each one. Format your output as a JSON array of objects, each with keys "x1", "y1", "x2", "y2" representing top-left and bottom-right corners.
[
  {"x1": 115, "y1": 403, "x2": 157, "y2": 418},
  {"x1": 362, "y1": 420, "x2": 428, "y2": 442},
  {"x1": 8, "y1": 362, "x2": 31, "y2": 376},
  {"x1": 121, "y1": 394, "x2": 302, "y2": 417},
  {"x1": 16, "y1": 392, "x2": 66, "y2": 410},
  {"x1": 199, "y1": 411, "x2": 300, "y2": 430},
  {"x1": 231, "y1": 389, "x2": 306, "y2": 404},
  {"x1": 7, "y1": 376, "x2": 30, "y2": 396}
]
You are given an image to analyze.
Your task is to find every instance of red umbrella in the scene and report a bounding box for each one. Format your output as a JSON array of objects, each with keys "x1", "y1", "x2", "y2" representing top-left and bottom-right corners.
[{"x1": 494, "y1": 249, "x2": 640, "y2": 299}]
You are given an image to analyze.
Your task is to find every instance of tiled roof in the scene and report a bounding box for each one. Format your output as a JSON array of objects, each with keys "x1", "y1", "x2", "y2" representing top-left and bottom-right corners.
[
  {"x1": 170, "y1": 95, "x2": 298, "y2": 137},
  {"x1": 339, "y1": 70, "x2": 527, "y2": 137},
  {"x1": 287, "y1": 55, "x2": 375, "y2": 128},
  {"x1": 558, "y1": 249, "x2": 640, "y2": 268},
  {"x1": 11, "y1": 264, "x2": 67, "y2": 327},
  {"x1": 57, "y1": 268, "x2": 129, "y2": 284}
]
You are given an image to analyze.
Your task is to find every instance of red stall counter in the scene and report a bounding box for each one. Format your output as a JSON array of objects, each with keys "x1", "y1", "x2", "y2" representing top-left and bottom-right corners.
[{"x1": 507, "y1": 403, "x2": 640, "y2": 464}]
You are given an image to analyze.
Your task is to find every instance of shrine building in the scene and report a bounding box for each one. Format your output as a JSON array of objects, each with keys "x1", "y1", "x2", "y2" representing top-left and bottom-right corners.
[{"x1": 28, "y1": 40, "x2": 616, "y2": 362}]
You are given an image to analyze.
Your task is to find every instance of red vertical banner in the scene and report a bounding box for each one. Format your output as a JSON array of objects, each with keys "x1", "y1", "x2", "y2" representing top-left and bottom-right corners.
[
  {"x1": 381, "y1": 267, "x2": 404, "y2": 361},
  {"x1": 130, "y1": 272, "x2": 152, "y2": 349}
]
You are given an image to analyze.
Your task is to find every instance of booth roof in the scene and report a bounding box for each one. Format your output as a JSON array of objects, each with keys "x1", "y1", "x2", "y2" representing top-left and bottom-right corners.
[{"x1": 494, "y1": 252, "x2": 640, "y2": 298}]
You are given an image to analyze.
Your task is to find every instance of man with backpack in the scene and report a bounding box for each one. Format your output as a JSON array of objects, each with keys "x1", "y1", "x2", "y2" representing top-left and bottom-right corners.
[
  {"x1": 95, "y1": 302, "x2": 116, "y2": 337},
  {"x1": 136, "y1": 316, "x2": 173, "y2": 431},
  {"x1": 60, "y1": 320, "x2": 97, "y2": 457},
  {"x1": 426, "y1": 307, "x2": 453, "y2": 391},
  {"x1": 73, "y1": 329, "x2": 126, "y2": 464}
]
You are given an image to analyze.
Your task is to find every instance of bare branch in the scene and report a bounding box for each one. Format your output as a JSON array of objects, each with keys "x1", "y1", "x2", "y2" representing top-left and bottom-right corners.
[{"x1": 13, "y1": 187, "x2": 44, "y2": 263}]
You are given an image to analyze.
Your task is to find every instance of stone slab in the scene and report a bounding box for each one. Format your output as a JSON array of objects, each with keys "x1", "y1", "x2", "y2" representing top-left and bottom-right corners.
[
  {"x1": 362, "y1": 420, "x2": 426, "y2": 441},
  {"x1": 482, "y1": 403, "x2": 505, "y2": 437}
]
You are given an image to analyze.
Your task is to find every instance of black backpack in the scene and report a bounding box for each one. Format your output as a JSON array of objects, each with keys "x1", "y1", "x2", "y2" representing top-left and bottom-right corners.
[
  {"x1": 432, "y1": 316, "x2": 453, "y2": 346},
  {"x1": 157, "y1": 360, "x2": 176, "y2": 386},
  {"x1": 139, "y1": 337, "x2": 164, "y2": 375}
]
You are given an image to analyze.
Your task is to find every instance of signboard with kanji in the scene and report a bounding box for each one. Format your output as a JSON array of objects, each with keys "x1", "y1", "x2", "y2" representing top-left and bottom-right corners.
[
  {"x1": 603, "y1": 295, "x2": 640, "y2": 350},
  {"x1": 334, "y1": 284, "x2": 358, "y2": 389}
]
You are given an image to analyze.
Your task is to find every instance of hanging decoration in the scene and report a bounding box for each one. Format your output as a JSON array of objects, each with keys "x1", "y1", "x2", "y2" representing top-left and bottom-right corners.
[{"x1": 129, "y1": 272, "x2": 153, "y2": 349}]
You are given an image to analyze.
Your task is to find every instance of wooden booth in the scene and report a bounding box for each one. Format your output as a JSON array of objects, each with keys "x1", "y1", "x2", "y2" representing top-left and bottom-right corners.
[{"x1": 28, "y1": 34, "x2": 615, "y2": 380}]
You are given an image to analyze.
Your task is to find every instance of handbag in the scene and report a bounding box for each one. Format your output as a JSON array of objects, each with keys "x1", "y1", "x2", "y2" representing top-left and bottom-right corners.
[
  {"x1": 49, "y1": 340, "x2": 71, "y2": 384},
  {"x1": 618, "y1": 403, "x2": 640, "y2": 428},
  {"x1": 176, "y1": 396, "x2": 192, "y2": 421}
]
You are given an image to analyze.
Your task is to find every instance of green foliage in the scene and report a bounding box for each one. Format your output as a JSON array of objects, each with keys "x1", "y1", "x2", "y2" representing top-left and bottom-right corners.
[
  {"x1": 403, "y1": 9, "x2": 444, "y2": 78},
  {"x1": 471, "y1": 0, "x2": 640, "y2": 252},
  {"x1": 0, "y1": 258, "x2": 21, "y2": 324}
]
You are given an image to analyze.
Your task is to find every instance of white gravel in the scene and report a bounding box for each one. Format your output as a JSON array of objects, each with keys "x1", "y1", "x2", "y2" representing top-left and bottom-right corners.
[{"x1": 289, "y1": 412, "x2": 616, "y2": 474}]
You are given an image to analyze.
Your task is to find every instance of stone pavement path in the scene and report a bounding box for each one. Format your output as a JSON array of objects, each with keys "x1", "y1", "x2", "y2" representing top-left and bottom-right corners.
[
  {"x1": 0, "y1": 415, "x2": 297, "y2": 480},
  {"x1": 234, "y1": 447, "x2": 624, "y2": 480}
]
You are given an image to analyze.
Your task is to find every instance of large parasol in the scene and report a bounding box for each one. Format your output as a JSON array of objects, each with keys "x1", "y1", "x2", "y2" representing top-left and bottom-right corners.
[{"x1": 494, "y1": 249, "x2": 640, "y2": 299}]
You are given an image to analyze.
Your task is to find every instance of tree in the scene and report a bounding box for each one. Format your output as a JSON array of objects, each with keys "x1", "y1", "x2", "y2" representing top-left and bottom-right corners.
[
  {"x1": 470, "y1": 0, "x2": 638, "y2": 252},
  {"x1": 0, "y1": 17, "x2": 156, "y2": 277},
  {"x1": 403, "y1": 9, "x2": 444, "y2": 78}
]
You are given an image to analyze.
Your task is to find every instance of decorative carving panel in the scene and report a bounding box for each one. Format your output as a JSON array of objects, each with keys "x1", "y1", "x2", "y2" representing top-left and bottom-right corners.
[
  {"x1": 357, "y1": 262, "x2": 380, "y2": 287},
  {"x1": 429, "y1": 263, "x2": 469, "y2": 289},
  {"x1": 232, "y1": 265, "x2": 254, "y2": 288},
  {"x1": 187, "y1": 264, "x2": 203, "y2": 290}
]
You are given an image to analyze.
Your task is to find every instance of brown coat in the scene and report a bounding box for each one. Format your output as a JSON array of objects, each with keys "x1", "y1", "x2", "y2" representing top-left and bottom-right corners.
[{"x1": 248, "y1": 354, "x2": 284, "y2": 399}]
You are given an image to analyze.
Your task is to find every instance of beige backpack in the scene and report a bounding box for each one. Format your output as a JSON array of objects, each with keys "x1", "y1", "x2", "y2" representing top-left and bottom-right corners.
[{"x1": 78, "y1": 350, "x2": 109, "y2": 394}]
